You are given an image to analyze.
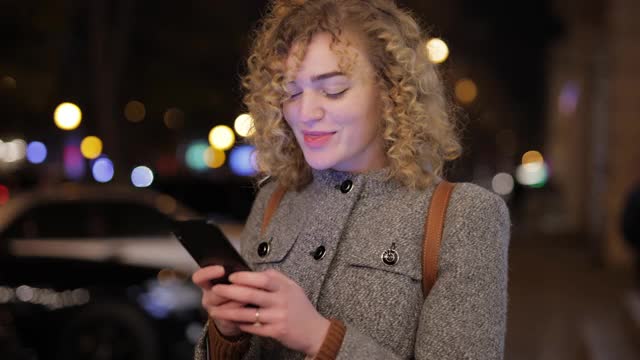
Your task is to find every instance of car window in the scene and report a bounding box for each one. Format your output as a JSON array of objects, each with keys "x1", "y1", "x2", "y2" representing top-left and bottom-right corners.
[{"x1": 3, "y1": 201, "x2": 174, "y2": 239}]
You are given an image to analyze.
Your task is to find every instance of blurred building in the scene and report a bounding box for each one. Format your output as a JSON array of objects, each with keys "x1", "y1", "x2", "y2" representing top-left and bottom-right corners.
[{"x1": 546, "y1": 0, "x2": 640, "y2": 268}]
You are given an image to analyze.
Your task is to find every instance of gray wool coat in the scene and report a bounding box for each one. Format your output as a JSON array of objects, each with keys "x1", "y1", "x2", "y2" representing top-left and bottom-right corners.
[{"x1": 195, "y1": 168, "x2": 510, "y2": 360}]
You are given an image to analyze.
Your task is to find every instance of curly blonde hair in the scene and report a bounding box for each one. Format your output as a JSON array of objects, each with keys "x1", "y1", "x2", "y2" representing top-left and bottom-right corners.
[{"x1": 242, "y1": 0, "x2": 461, "y2": 190}]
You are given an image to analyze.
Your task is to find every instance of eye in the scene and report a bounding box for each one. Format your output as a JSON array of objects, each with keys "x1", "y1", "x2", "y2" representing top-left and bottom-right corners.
[{"x1": 324, "y1": 88, "x2": 349, "y2": 99}]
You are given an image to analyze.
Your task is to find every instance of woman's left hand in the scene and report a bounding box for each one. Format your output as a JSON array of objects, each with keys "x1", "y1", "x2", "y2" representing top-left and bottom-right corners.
[{"x1": 209, "y1": 269, "x2": 331, "y2": 356}]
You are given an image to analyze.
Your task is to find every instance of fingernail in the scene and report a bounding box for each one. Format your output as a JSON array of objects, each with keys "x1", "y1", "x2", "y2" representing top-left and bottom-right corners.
[{"x1": 228, "y1": 274, "x2": 236, "y2": 282}]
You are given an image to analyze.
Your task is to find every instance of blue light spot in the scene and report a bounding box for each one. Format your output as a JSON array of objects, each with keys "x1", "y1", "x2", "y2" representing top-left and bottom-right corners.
[
  {"x1": 131, "y1": 166, "x2": 154, "y2": 187},
  {"x1": 26, "y1": 141, "x2": 47, "y2": 164},
  {"x1": 92, "y1": 157, "x2": 114, "y2": 183},
  {"x1": 229, "y1": 145, "x2": 257, "y2": 176},
  {"x1": 64, "y1": 145, "x2": 85, "y2": 180}
]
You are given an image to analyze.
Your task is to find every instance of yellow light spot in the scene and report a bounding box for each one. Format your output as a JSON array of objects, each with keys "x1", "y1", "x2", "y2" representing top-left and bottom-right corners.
[
  {"x1": 234, "y1": 113, "x2": 255, "y2": 137},
  {"x1": 209, "y1": 125, "x2": 235, "y2": 151},
  {"x1": 425, "y1": 38, "x2": 449, "y2": 64},
  {"x1": 454, "y1": 79, "x2": 478, "y2": 104},
  {"x1": 522, "y1": 150, "x2": 544, "y2": 165},
  {"x1": 54, "y1": 102, "x2": 82, "y2": 130},
  {"x1": 124, "y1": 100, "x2": 146, "y2": 122},
  {"x1": 204, "y1": 147, "x2": 226, "y2": 168},
  {"x1": 164, "y1": 108, "x2": 184, "y2": 129},
  {"x1": 80, "y1": 136, "x2": 103, "y2": 159}
]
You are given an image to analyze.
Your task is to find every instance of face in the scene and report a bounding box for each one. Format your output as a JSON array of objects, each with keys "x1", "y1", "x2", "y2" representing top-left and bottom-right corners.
[{"x1": 282, "y1": 32, "x2": 387, "y2": 173}]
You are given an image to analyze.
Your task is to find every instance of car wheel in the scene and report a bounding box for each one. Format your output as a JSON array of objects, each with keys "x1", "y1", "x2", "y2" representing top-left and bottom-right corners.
[{"x1": 56, "y1": 302, "x2": 160, "y2": 360}]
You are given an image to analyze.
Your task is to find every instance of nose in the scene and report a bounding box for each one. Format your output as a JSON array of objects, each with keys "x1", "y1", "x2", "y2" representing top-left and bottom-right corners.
[{"x1": 298, "y1": 92, "x2": 324, "y2": 123}]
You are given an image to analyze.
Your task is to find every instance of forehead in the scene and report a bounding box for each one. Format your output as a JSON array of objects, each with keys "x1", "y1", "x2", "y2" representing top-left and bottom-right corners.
[{"x1": 284, "y1": 32, "x2": 369, "y2": 80}]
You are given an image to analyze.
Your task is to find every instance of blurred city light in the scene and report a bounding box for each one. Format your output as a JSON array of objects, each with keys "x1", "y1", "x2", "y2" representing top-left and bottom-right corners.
[
  {"x1": 209, "y1": 125, "x2": 235, "y2": 151},
  {"x1": 515, "y1": 161, "x2": 549, "y2": 188},
  {"x1": 185, "y1": 141, "x2": 209, "y2": 171},
  {"x1": 156, "y1": 194, "x2": 177, "y2": 215},
  {"x1": 492, "y1": 173, "x2": 515, "y2": 195},
  {"x1": 92, "y1": 157, "x2": 115, "y2": 183},
  {"x1": 26, "y1": 141, "x2": 47, "y2": 164},
  {"x1": 80, "y1": 136, "x2": 103, "y2": 159},
  {"x1": 455, "y1": 78, "x2": 478, "y2": 104},
  {"x1": 204, "y1": 147, "x2": 225, "y2": 168},
  {"x1": 131, "y1": 166, "x2": 154, "y2": 187},
  {"x1": 559, "y1": 81, "x2": 580, "y2": 116},
  {"x1": 54, "y1": 102, "x2": 82, "y2": 130},
  {"x1": 521, "y1": 150, "x2": 544, "y2": 165},
  {"x1": 425, "y1": 38, "x2": 449, "y2": 64},
  {"x1": 164, "y1": 108, "x2": 185, "y2": 129},
  {"x1": 125, "y1": 100, "x2": 146, "y2": 123},
  {"x1": 2, "y1": 139, "x2": 27, "y2": 163},
  {"x1": 1, "y1": 76, "x2": 16, "y2": 89},
  {"x1": 229, "y1": 145, "x2": 257, "y2": 176},
  {"x1": 234, "y1": 113, "x2": 255, "y2": 137},
  {"x1": 63, "y1": 145, "x2": 85, "y2": 180},
  {"x1": 0, "y1": 185, "x2": 9, "y2": 205}
]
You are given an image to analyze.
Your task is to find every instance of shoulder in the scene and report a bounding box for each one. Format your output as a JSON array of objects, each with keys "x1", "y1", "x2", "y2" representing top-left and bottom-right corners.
[{"x1": 448, "y1": 182, "x2": 510, "y2": 226}]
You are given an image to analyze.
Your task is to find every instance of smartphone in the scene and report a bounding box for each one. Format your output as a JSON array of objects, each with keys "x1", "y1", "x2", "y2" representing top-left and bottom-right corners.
[{"x1": 172, "y1": 219, "x2": 251, "y2": 285}]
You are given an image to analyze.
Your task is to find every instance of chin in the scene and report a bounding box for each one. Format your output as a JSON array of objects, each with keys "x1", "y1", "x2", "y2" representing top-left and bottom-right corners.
[{"x1": 303, "y1": 153, "x2": 336, "y2": 171}]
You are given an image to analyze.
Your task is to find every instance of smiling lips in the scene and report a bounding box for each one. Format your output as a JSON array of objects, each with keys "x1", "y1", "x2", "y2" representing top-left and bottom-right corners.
[{"x1": 303, "y1": 131, "x2": 336, "y2": 148}]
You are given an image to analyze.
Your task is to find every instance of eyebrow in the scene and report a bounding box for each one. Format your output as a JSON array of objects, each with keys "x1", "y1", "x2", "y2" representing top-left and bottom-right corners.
[{"x1": 311, "y1": 71, "x2": 346, "y2": 82}]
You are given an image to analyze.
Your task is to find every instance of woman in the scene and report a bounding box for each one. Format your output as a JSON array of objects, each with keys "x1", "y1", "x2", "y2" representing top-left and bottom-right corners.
[{"x1": 193, "y1": 0, "x2": 510, "y2": 359}]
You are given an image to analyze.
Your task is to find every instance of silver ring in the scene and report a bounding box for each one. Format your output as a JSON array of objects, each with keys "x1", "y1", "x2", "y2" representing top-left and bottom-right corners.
[{"x1": 254, "y1": 308, "x2": 262, "y2": 327}]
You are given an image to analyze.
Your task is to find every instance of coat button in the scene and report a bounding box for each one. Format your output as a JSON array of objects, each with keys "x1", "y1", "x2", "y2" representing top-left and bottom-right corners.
[
  {"x1": 313, "y1": 246, "x2": 326, "y2": 260},
  {"x1": 381, "y1": 243, "x2": 399, "y2": 265},
  {"x1": 257, "y1": 242, "x2": 270, "y2": 257},
  {"x1": 339, "y1": 180, "x2": 353, "y2": 193}
]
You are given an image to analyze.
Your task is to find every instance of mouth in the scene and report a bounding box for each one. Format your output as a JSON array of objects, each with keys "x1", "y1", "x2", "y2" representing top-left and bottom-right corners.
[{"x1": 302, "y1": 131, "x2": 337, "y2": 147}]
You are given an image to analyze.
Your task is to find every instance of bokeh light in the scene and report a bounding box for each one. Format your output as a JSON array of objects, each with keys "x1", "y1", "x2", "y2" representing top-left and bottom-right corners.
[
  {"x1": 515, "y1": 161, "x2": 549, "y2": 188},
  {"x1": 522, "y1": 150, "x2": 544, "y2": 165},
  {"x1": 125, "y1": 100, "x2": 146, "y2": 123},
  {"x1": 229, "y1": 145, "x2": 257, "y2": 176},
  {"x1": 131, "y1": 166, "x2": 154, "y2": 187},
  {"x1": 54, "y1": 102, "x2": 82, "y2": 130},
  {"x1": 63, "y1": 145, "x2": 85, "y2": 180},
  {"x1": 204, "y1": 147, "x2": 226, "y2": 168},
  {"x1": 492, "y1": 173, "x2": 515, "y2": 195},
  {"x1": 209, "y1": 125, "x2": 235, "y2": 151},
  {"x1": 80, "y1": 136, "x2": 103, "y2": 159},
  {"x1": 234, "y1": 113, "x2": 255, "y2": 137},
  {"x1": 3, "y1": 139, "x2": 27, "y2": 163},
  {"x1": 185, "y1": 141, "x2": 209, "y2": 171},
  {"x1": 164, "y1": 108, "x2": 185, "y2": 129},
  {"x1": 425, "y1": 38, "x2": 449, "y2": 64},
  {"x1": 92, "y1": 157, "x2": 115, "y2": 183},
  {"x1": 0, "y1": 185, "x2": 9, "y2": 205},
  {"x1": 455, "y1": 79, "x2": 478, "y2": 104},
  {"x1": 26, "y1": 141, "x2": 47, "y2": 164}
]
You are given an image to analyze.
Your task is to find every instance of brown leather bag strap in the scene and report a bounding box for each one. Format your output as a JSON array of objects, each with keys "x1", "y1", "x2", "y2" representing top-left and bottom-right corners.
[
  {"x1": 260, "y1": 184, "x2": 288, "y2": 236},
  {"x1": 422, "y1": 180, "x2": 455, "y2": 298}
]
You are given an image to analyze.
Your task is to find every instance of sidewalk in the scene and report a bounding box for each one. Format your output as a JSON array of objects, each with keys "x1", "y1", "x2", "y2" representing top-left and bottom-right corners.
[{"x1": 505, "y1": 232, "x2": 639, "y2": 360}]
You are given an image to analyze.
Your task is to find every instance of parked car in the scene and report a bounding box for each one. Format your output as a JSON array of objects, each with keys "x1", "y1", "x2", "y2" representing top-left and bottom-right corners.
[{"x1": 0, "y1": 184, "x2": 242, "y2": 360}]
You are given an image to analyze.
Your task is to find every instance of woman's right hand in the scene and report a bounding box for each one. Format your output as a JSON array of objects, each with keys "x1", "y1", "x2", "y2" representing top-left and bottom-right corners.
[{"x1": 192, "y1": 265, "x2": 246, "y2": 337}]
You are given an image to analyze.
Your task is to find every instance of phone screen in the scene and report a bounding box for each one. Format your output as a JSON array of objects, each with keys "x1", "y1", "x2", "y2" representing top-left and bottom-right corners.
[{"x1": 172, "y1": 219, "x2": 251, "y2": 285}]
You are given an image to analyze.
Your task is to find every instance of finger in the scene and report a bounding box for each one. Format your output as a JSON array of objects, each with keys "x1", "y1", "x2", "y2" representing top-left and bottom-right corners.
[
  {"x1": 237, "y1": 323, "x2": 277, "y2": 338},
  {"x1": 192, "y1": 266, "x2": 225, "y2": 289},
  {"x1": 212, "y1": 284, "x2": 273, "y2": 307},
  {"x1": 211, "y1": 305, "x2": 274, "y2": 324},
  {"x1": 228, "y1": 270, "x2": 281, "y2": 292}
]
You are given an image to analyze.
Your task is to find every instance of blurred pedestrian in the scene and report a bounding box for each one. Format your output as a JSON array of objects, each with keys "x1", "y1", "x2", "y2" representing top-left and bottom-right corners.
[{"x1": 192, "y1": 1, "x2": 510, "y2": 359}]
